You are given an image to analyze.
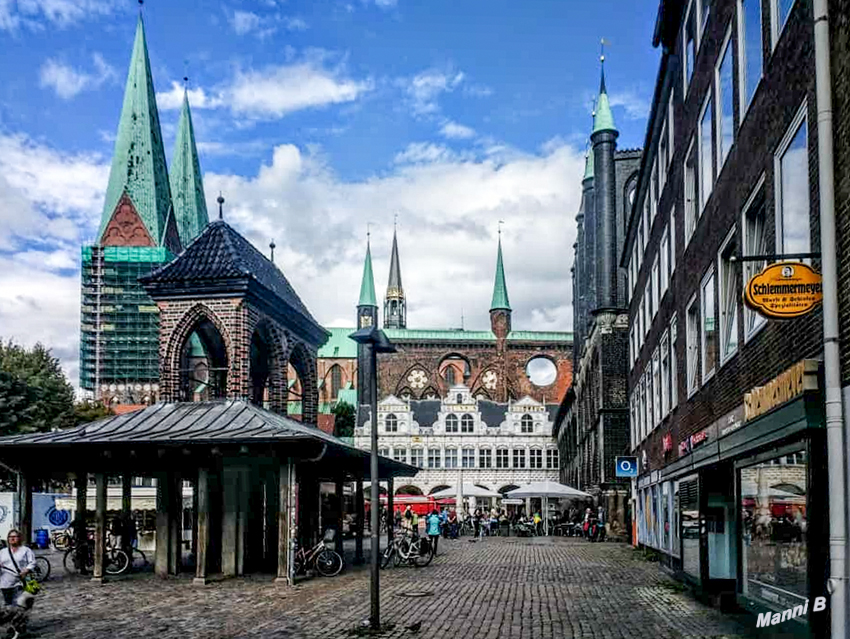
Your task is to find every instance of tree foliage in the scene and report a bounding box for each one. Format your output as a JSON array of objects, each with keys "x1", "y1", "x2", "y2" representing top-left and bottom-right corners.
[
  {"x1": 0, "y1": 340, "x2": 75, "y2": 436},
  {"x1": 331, "y1": 400, "x2": 356, "y2": 438}
]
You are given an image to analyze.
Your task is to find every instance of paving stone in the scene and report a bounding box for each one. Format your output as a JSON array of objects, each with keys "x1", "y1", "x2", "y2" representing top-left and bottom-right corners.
[{"x1": 15, "y1": 539, "x2": 758, "y2": 639}]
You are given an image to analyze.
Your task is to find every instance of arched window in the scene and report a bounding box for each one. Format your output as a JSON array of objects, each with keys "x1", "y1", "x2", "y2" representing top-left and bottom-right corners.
[
  {"x1": 456, "y1": 393, "x2": 463, "y2": 403},
  {"x1": 521, "y1": 414, "x2": 534, "y2": 434},
  {"x1": 385, "y1": 413, "x2": 398, "y2": 432},
  {"x1": 461, "y1": 414, "x2": 474, "y2": 433},
  {"x1": 330, "y1": 365, "x2": 343, "y2": 399},
  {"x1": 446, "y1": 414, "x2": 459, "y2": 433},
  {"x1": 444, "y1": 366, "x2": 456, "y2": 386}
]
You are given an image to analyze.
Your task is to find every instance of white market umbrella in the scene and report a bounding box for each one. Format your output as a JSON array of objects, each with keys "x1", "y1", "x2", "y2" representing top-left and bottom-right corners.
[
  {"x1": 431, "y1": 483, "x2": 502, "y2": 499},
  {"x1": 507, "y1": 481, "x2": 592, "y2": 536}
]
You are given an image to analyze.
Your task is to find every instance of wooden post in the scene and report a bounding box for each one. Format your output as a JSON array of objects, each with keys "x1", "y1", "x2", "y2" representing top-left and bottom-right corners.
[
  {"x1": 221, "y1": 464, "x2": 239, "y2": 577},
  {"x1": 92, "y1": 472, "x2": 107, "y2": 583},
  {"x1": 74, "y1": 472, "x2": 88, "y2": 571},
  {"x1": 155, "y1": 471, "x2": 170, "y2": 578},
  {"x1": 169, "y1": 473, "x2": 182, "y2": 575},
  {"x1": 386, "y1": 478, "x2": 394, "y2": 548},
  {"x1": 334, "y1": 476, "x2": 345, "y2": 557},
  {"x1": 121, "y1": 472, "x2": 132, "y2": 515},
  {"x1": 354, "y1": 478, "x2": 364, "y2": 565},
  {"x1": 19, "y1": 472, "x2": 32, "y2": 549},
  {"x1": 275, "y1": 459, "x2": 292, "y2": 584},
  {"x1": 194, "y1": 468, "x2": 210, "y2": 585}
]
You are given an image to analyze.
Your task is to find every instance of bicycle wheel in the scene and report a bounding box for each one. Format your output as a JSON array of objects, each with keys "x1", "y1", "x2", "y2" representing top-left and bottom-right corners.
[
  {"x1": 131, "y1": 548, "x2": 148, "y2": 570},
  {"x1": 64, "y1": 546, "x2": 92, "y2": 575},
  {"x1": 105, "y1": 549, "x2": 130, "y2": 575},
  {"x1": 379, "y1": 546, "x2": 394, "y2": 569},
  {"x1": 33, "y1": 556, "x2": 50, "y2": 581},
  {"x1": 413, "y1": 540, "x2": 433, "y2": 568},
  {"x1": 314, "y1": 549, "x2": 343, "y2": 577}
]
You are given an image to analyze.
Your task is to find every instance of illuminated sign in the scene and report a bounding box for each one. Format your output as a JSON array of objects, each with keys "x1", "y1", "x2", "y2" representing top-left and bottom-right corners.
[{"x1": 744, "y1": 262, "x2": 823, "y2": 319}]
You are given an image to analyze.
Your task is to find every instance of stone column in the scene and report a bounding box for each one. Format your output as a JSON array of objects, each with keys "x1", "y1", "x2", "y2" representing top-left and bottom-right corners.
[
  {"x1": 155, "y1": 471, "x2": 171, "y2": 578},
  {"x1": 354, "y1": 478, "x2": 364, "y2": 565},
  {"x1": 334, "y1": 476, "x2": 345, "y2": 556},
  {"x1": 194, "y1": 468, "x2": 210, "y2": 585},
  {"x1": 275, "y1": 459, "x2": 292, "y2": 584},
  {"x1": 92, "y1": 472, "x2": 107, "y2": 583}
]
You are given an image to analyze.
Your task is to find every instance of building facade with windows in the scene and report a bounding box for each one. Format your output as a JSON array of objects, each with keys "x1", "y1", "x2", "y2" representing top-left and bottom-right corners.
[
  {"x1": 623, "y1": 0, "x2": 849, "y2": 631},
  {"x1": 553, "y1": 63, "x2": 641, "y2": 540},
  {"x1": 353, "y1": 384, "x2": 560, "y2": 498}
]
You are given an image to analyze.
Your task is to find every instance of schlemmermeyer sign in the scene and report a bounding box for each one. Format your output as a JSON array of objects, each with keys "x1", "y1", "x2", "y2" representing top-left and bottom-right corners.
[
  {"x1": 743, "y1": 360, "x2": 819, "y2": 423},
  {"x1": 744, "y1": 262, "x2": 823, "y2": 319}
]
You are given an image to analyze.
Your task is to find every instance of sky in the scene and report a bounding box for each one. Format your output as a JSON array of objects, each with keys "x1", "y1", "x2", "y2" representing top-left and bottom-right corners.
[{"x1": 0, "y1": 0, "x2": 661, "y2": 389}]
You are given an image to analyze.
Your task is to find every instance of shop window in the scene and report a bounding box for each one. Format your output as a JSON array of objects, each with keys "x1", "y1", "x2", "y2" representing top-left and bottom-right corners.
[
  {"x1": 719, "y1": 230, "x2": 739, "y2": 363},
  {"x1": 699, "y1": 96, "x2": 715, "y2": 212},
  {"x1": 685, "y1": 139, "x2": 698, "y2": 244},
  {"x1": 776, "y1": 106, "x2": 810, "y2": 257},
  {"x1": 513, "y1": 448, "x2": 526, "y2": 469},
  {"x1": 496, "y1": 448, "x2": 509, "y2": 469},
  {"x1": 428, "y1": 448, "x2": 441, "y2": 469},
  {"x1": 479, "y1": 448, "x2": 492, "y2": 469},
  {"x1": 530, "y1": 449, "x2": 543, "y2": 469},
  {"x1": 662, "y1": 482, "x2": 671, "y2": 554},
  {"x1": 672, "y1": 480, "x2": 682, "y2": 558},
  {"x1": 743, "y1": 182, "x2": 768, "y2": 340},
  {"x1": 410, "y1": 448, "x2": 423, "y2": 468},
  {"x1": 740, "y1": 450, "x2": 808, "y2": 608},
  {"x1": 716, "y1": 29, "x2": 736, "y2": 170},
  {"x1": 445, "y1": 447, "x2": 458, "y2": 469},
  {"x1": 680, "y1": 476, "x2": 701, "y2": 579},
  {"x1": 462, "y1": 447, "x2": 475, "y2": 468},
  {"x1": 701, "y1": 270, "x2": 717, "y2": 381},
  {"x1": 739, "y1": 0, "x2": 763, "y2": 115},
  {"x1": 385, "y1": 413, "x2": 398, "y2": 433},
  {"x1": 687, "y1": 297, "x2": 700, "y2": 395}
]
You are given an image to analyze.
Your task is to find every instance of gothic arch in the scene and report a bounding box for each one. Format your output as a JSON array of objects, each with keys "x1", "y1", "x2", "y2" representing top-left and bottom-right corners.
[
  {"x1": 420, "y1": 386, "x2": 439, "y2": 400},
  {"x1": 398, "y1": 363, "x2": 434, "y2": 396},
  {"x1": 394, "y1": 386, "x2": 414, "y2": 400},
  {"x1": 288, "y1": 340, "x2": 318, "y2": 424},
  {"x1": 470, "y1": 367, "x2": 499, "y2": 398},
  {"x1": 163, "y1": 303, "x2": 232, "y2": 402},
  {"x1": 249, "y1": 318, "x2": 288, "y2": 413},
  {"x1": 396, "y1": 485, "x2": 423, "y2": 496},
  {"x1": 323, "y1": 363, "x2": 346, "y2": 402},
  {"x1": 429, "y1": 485, "x2": 450, "y2": 495}
]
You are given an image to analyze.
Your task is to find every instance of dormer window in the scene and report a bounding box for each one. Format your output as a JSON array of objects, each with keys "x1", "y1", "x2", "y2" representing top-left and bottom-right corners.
[
  {"x1": 446, "y1": 414, "x2": 459, "y2": 433},
  {"x1": 456, "y1": 393, "x2": 462, "y2": 404},
  {"x1": 521, "y1": 414, "x2": 534, "y2": 434},
  {"x1": 386, "y1": 414, "x2": 398, "y2": 432},
  {"x1": 461, "y1": 414, "x2": 474, "y2": 433}
]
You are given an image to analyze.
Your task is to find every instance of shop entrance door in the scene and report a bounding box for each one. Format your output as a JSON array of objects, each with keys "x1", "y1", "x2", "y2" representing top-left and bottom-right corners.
[{"x1": 679, "y1": 475, "x2": 700, "y2": 581}]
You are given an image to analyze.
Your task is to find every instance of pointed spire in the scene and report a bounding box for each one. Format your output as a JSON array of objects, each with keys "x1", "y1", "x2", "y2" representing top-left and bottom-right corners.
[
  {"x1": 490, "y1": 228, "x2": 511, "y2": 312},
  {"x1": 592, "y1": 42, "x2": 617, "y2": 135},
  {"x1": 358, "y1": 233, "x2": 377, "y2": 307},
  {"x1": 170, "y1": 80, "x2": 209, "y2": 246},
  {"x1": 387, "y1": 222, "x2": 403, "y2": 294},
  {"x1": 98, "y1": 14, "x2": 173, "y2": 246},
  {"x1": 583, "y1": 147, "x2": 595, "y2": 180}
]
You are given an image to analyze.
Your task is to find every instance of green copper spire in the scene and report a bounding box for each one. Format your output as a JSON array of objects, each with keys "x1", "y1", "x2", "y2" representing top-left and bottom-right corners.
[
  {"x1": 592, "y1": 59, "x2": 617, "y2": 134},
  {"x1": 170, "y1": 88, "x2": 209, "y2": 246},
  {"x1": 98, "y1": 14, "x2": 173, "y2": 245},
  {"x1": 583, "y1": 147, "x2": 594, "y2": 180},
  {"x1": 358, "y1": 237, "x2": 377, "y2": 307},
  {"x1": 490, "y1": 235, "x2": 511, "y2": 311}
]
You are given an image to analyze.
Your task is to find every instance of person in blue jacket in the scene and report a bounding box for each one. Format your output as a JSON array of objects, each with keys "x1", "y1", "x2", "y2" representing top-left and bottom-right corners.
[{"x1": 426, "y1": 509, "x2": 441, "y2": 556}]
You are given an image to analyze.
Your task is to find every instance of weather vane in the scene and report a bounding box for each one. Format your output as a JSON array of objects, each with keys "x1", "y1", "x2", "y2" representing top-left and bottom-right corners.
[
  {"x1": 498, "y1": 220, "x2": 505, "y2": 236},
  {"x1": 600, "y1": 38, "x2": 607, "y2": 63},
  {"x1": 217, "y1": 193, "x2": 225, "y2": 220}
]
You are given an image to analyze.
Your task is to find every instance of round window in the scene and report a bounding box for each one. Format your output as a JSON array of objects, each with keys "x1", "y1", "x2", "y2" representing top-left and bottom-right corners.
[{"x1": 525, "y1": 356, "x2": 557, "y2": 387}]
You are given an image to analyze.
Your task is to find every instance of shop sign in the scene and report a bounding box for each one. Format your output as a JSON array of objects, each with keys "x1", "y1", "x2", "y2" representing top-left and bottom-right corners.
[
  {"x1": 743, "y1": 262, "x2": 823, "y2": 319},
  {"x1": 662, "y1": 434, "x2": 673, "y2": 453},
  {"x1": 717, "y1": 405, "x2": 745, "y2": 437},
  {"x1": 678, "y1": 429, "x2": 709, "y2": 457},
  {"x1": 678, "y1": 440, "x2": 690, "y2": 456},
  {"x1": 744, "y1": 359, "x2": 819, "y2": 423},
  {"x1": 615, "y1": 456, "x2": 638, "y2": 478}
]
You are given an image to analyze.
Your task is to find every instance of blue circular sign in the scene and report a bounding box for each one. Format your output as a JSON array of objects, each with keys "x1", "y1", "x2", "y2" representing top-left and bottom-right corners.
[{"x1": 47, "y1": 507, "x2": 70, "y2": 527}]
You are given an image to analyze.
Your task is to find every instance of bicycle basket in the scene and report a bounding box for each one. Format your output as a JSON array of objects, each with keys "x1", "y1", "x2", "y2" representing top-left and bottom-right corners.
[{"x1": 322, "y1": 529, "x2": 336, "y2": 543}]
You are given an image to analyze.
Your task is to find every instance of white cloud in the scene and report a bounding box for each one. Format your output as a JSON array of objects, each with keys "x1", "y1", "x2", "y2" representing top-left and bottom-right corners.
[
  {"x1": 403, "y1": 68, "x2": 465, "y2": 116},
  {"x1": 156, "y1": 82, "x2": 223, "y2": 111},
  {"x1": 607, "y1": 90, "x2": 650, "y2": 121},
  {"x1": 230, "y1": 10, "x2": 308, "y2": 38},
  {"x1": 394, "y1": 142, "x2": 458, "y2": 165},
  {"x1": 0, "y1": 0, "x2": 117, "y2": 32},
  {"x1": 440, "y1": 120, "x2": 475, "y2": 140},
  {"x1": 39, "y1": 53, "x2": 117, "y2": 99},
  {"x1": 226, "y1": 62, "x2": 372, "y2": 119},
  {"x1": 374, "y1": 0, "x2": 398, "y2": 6}
]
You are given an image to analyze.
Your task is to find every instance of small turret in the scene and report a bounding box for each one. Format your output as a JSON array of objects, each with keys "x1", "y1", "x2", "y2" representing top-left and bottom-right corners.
[
  {"x1": 383, "y1": 224, "x2": 406, "y2": 328},
  {"x1": 489, "y1": 233, "x2": 512, "y2": 339},
  {"x1": 356, "y1": 235, "x2": 379, "y2": 405}
]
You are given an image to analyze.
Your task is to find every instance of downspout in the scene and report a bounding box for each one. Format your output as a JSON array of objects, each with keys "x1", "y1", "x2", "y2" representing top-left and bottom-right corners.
[{"x1": 812, "y1": 0, "x2": 848, "y2": 634}]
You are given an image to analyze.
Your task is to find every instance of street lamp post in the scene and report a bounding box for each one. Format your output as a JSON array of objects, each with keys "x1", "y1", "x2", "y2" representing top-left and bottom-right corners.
[{"x1": 349, "y1": 326, "x2": 396, "y2": 631}]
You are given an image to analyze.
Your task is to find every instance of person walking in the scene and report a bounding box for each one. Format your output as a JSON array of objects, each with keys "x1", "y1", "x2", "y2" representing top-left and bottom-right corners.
[
  {"x1": 0, "y1": 530, "x2": 35, "y2": 608},
  {"x1": 426, "y1": 509, "x2": 441, "y2": 556},
  {"x1": 597, "y1": 505, "x2": 607, "y2": 542},
  {"x1": 447, "y1": 509, "x2": 459, "y2": 539},
  {"x1": 532, "y1": 510, "x2": 543, "y2": 536}
]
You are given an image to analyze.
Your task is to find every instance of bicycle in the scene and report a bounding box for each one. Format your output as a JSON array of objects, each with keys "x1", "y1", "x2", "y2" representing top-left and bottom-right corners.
[
  {"x1": 51, "y1": 528, "x2": 73, "y2": 551},
  {"x1": 380, "y1": 532, "x2": 433, "y2": 569},
  {"x1": 458, "y1": 519, "x2": 475, "y2": 537},
  {"x1": 293, "y1": 530, "x2": 344, "y2": 578},
  {"x1": 63, "y1": 533, "x2": 129, "y2": 576}
]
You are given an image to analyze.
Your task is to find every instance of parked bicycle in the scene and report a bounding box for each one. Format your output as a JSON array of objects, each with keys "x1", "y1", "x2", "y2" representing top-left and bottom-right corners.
[
  {"x1": 380, "y1": 532, "x2": 433, "y2": 569},
  {"x1": 63, "y1": 532, "x2": 129, "y2": 576},
  {"x1": 293, "y1": 530, "x2": 344, "y2": 578}
]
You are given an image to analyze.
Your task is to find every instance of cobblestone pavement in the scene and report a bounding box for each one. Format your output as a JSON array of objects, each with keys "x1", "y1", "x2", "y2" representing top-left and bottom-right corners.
[{"x1": 21, "y1": 538, "x2": 759, "y2": 639}]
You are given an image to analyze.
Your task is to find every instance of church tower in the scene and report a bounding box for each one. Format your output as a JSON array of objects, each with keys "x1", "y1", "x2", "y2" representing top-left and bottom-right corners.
[
  {"x1": 356, "y1": 236, "x2": 379, "y2": 405},
  {"x1": 383, "y1": 225, "x2": 406, "y2": 329},
  {"x1": 590, "y1": 57, "x2": 620, "y2": 312},
  {"x1": 489, "y1": 233, "x2": 512, "y2": 340},
  {"x1": 170, "y1": 85, "x2": 209, "y2": 247}
]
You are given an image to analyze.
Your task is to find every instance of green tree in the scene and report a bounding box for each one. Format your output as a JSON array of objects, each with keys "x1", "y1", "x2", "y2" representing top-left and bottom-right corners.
[
  {"x1": 72, "y1": 400, "x2": 113, "y2": 426},
  {"x1": 0, "y1": 340, "x2": 75, "y2": 436},
  {"x1": 331, "y1": 400, "x2": 356, "y2": 438}
]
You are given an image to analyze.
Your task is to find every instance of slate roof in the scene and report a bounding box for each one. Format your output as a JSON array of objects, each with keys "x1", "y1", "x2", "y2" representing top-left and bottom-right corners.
[
  {"x1": 140, "y1": 220, "x2": 327, "y2": 342},
  {"x1": 0, "y1": 401, "x2": 417, "y2": 477}
]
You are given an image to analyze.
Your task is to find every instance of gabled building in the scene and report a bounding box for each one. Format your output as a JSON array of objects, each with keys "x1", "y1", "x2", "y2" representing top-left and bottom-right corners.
[{"x1": 79, "y1": 14, "x2": 209, "y2": 406}]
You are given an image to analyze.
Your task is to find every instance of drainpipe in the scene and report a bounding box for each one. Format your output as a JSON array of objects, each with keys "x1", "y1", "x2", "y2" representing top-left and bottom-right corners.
[{"x1": 812, "y1": 0, "x2": 848, "y2": 634}]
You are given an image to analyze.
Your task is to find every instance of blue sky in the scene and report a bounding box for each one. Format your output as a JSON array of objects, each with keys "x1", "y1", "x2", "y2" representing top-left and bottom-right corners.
[{"x1": 0, "y1": 0, "x2": 661, "y2": 387}]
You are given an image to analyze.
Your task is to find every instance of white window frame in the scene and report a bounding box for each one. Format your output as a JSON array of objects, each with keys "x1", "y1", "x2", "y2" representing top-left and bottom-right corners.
[
  {"x1": 698, "y1": 0, "x2": 711, "y2": 41},
  {"x1": 660, "y1": 330, "x2": 670, "y2": 416},
  {"x1": 698, "y1": 94, "x2": 714, "y2": 213},
  {"x1": 718, "y1": 227, "x2": 739, "y2": 366},
  {"x1": 640, "y1": 375, "x2": 647, "y2": 441},
  {"x1": 742, "y1": 175, "x2": 768, "y2": 342},
  {"x1": 651, "y1": 162, "x2": 659, "y2": 221},
  {"x1": 670, "y1": 315, "x2": 679, "y2": 409},
  {"x1": 737, "y1": 0, "x2": 763, "y2": 121},
  {"x1": 686, "y1": 294, "x2": 700, "y2": 397},
  {"x1": 660, "y1": 227, "x2": 670, "y2": 300},
  {"x1": 643, "y1": 198, "x2": 651, "y2": 250},
  {"x1": 668, "y1": 93, "x2": 675, "y2": 166},
  {"x1": 410, "y1": 448, "x2": 423, "y2": 468},
  {"x1": 462, "y1": 447, "x2": 475, "y2": 469},
  {"x1": 683, "y1": 0, "x2": 697, "y2": 95},
  {"x1": 770, "y1": 0, "x2": 797, "y2": 50},
  {"x1": 659, "y1": 120, "x2": 669, "y2": 192},
  {"x1": 700, "y1": 267, "x2": 717, "y2": 384},
  {"x1": 670, "y1": 207, "x2": 677, "y2": 274},
  {"x1": 479, "y1": 448, "x2": 492, "y2": 469},
  {"x1": 774, "y1": 102, "x2": 810, "y2": 259},
  {"x1": 529, "y1": 448, "x2": 543, "y2": 469},
  {"x1": 651, "y1": 256, "x2": 660, "y2": 318},
  {"x1": 684, "y1": 137, "x2": 698, "y2": 245},
  {"x1": 715, "y1": 25, "x2": 736, "y2": 173},
  {"x1": 652, "y1": 348, "x2": 661, "y2": 427}
]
